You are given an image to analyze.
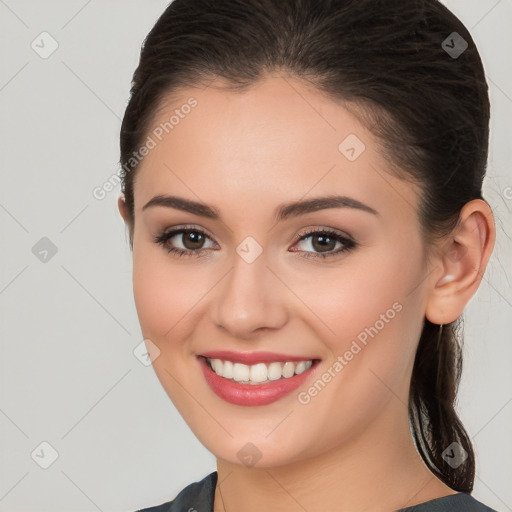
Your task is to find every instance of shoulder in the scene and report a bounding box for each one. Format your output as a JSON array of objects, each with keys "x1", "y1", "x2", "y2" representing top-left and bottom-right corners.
[
  {"x1": 135, "y1": 471, "x2": 218, "y2": 512},
  {"x1": 397, "y1": 492, "x2": 499, "y2": 512}
]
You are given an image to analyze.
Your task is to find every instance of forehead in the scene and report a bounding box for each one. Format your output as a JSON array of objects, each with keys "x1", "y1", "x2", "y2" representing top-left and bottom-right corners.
[{"x1": 133, "y1": 75, "x2": 421, "y2": 221}]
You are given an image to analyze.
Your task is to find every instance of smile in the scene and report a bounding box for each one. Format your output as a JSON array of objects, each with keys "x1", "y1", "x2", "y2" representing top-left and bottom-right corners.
[
  {"x1": 206, "y1": 357, "x2": 314, "y2": 384},
  {"x1": 197, "y1": 354, "x2": 321, "y2": 406}
]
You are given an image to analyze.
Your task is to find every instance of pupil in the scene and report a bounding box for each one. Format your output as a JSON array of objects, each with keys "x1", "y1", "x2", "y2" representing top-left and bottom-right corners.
[
  {"x1": 184, "y1": 231, "x2": 204, "y2": 249},
  {"x1": 313, "y1": 235, "x2": 335, "y2": 252}
]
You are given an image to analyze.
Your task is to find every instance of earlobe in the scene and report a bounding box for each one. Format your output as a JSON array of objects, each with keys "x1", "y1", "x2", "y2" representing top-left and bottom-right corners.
[
  {"x1": 118, "y1": 195, "x2": 129, "y2": 223},
  {"x1": 425, "y1": 199, "x2": 495, "y2": 325}
]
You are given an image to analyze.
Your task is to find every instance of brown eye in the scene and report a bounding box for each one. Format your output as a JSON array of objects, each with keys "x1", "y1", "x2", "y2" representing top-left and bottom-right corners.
[
  {"x1": 153, "y1": 227, "x2": 217, "y2": 257},
  {"x1": 181, "y1": 230, "x2": 206, "y2": 250},
  {"x1": 310, "y1": 233, "x2": 338, "y2": 253},
  {"x1": 291, "y1": 229, "x2": 356, "y2": 259}
]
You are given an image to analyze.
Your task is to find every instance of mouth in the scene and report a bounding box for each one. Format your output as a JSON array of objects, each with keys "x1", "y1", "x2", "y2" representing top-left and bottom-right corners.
[
  {"x1": 197, "y1": 353, "x2": 321, "y2": 406},
  {"x1": 202, "y1": 356, "x2": 317, "y2": 384}
]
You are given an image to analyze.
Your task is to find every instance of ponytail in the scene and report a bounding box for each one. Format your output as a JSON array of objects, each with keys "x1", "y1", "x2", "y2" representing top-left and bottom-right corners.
[{"x1": 410, "y1": 319, "x2": 475, "y2": 491}]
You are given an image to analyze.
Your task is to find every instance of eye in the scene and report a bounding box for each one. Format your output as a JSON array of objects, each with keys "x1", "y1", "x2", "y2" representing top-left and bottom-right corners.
[
  {"x1": 290, "y1": 228, "x2": 356, "y2": 259},
  {"x1": 153, "y1": 226, "x2": 217, "y2": 257},
  {"x1": 154, "y1": 226, "x2": 356, "y2": 260}
]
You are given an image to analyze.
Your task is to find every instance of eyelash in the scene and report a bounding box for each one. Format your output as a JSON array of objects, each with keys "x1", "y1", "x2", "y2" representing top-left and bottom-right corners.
[{"x1": 153, "y1": 225, "x2": 356, "y2": 260}]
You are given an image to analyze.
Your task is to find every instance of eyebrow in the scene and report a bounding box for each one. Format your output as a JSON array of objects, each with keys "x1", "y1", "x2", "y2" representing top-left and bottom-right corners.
[{"x1": 142, "y1": 194, "x2": 379, "y2": 221}]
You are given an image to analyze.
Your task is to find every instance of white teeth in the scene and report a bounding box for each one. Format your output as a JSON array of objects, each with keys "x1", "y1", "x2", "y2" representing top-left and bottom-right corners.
[
  {"x1": 207, "y1": 358, "x2": 314, "y2": 384},
  {"x1": 268, "y1": 362, "x2": 282, "y2": 381},
  {"x1": 232, "y1": 362, "x2": 250, "y2": 382},
  {"x1": 282, "y1": 361, "x2": 295, "y2": 378},
  {"x1": 295, "y1": 361, "x2": 306, "y2": 375},
  {"x1": 222, "y1": 360, "x2": 233, "y2": 379},
  {"x1": 249, "y1": 363, "x2": 268, "y2": 383},
  {"x1": 212, "y1": 359, "x2": 223, "y2": 375}
]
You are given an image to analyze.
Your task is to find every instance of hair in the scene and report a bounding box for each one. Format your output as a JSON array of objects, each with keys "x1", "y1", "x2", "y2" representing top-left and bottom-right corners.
[{"x1": 119, "y1": 0, "x2": 490, "y2": 493}]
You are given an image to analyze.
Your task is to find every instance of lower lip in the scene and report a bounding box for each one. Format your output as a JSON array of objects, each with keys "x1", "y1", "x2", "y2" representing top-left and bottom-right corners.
[{"x1": 197, "y1": 356, "x2": 319, "y2": 406}]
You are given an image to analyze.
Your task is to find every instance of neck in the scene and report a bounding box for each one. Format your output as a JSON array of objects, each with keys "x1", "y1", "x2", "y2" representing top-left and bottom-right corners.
[{"x1": 213, "y1": 401, "x2": 456, "y2": 512}]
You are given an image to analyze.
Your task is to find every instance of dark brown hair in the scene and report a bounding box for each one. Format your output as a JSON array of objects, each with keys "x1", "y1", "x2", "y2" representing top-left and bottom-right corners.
[{"x1": 119, "y1": 0, "x2": 490, "y2": 493}]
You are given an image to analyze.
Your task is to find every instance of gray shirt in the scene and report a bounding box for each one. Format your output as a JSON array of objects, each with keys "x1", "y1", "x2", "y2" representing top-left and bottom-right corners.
[{"x1": 136, "y1": 471, "x2": 499, "y2": 512}]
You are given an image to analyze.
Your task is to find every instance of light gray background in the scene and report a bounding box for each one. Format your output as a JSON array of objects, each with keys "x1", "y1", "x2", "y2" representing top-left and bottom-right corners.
[{"x1": 0, "y1": 1, "x2": 511, "y2": 511}]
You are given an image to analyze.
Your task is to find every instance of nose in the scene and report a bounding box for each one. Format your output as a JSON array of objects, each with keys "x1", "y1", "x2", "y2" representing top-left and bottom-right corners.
[{"x1": 211, "y1": 248, "x2": 288, "y2": 339}]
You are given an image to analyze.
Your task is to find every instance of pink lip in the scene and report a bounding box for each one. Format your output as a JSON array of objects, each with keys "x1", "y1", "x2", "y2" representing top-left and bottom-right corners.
[
  {"x1": 199, "y1": 350, "x2": 318, "y2": 365},
  {"x1": 197, "y1": 355, "x2": 320, "y2": 406}
]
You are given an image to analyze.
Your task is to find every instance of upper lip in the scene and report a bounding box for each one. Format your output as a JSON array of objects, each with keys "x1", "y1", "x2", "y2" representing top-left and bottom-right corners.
[{"x1": 198, "y1": 350, "x2": 319, "y2": 365}]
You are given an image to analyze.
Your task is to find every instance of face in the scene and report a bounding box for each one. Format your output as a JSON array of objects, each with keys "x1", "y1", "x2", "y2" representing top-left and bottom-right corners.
[{"x1": 122, "y1": 74, "x2": 433, "y2": 468}]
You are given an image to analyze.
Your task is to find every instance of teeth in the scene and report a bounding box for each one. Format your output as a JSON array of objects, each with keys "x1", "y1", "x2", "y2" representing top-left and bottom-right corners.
[
  {"x1": 295, "y1": 361, "x2": 307, "y2": 374},
  {"x1": 222, "y1": 360, "x2": 233, "y2": 379},
  {"x1": 282, "y1": 362, "x2": 295, "y2": 378},
  {"x1": 233, "y1": 362, "x2": 250, "y2": 382},
  {"x1": 206, "y1": 358, "x2": 313, "y2": 384},
  {"x1": 268, "y1": 362, "x2": 282, "y2": 381},
  {"x1": 249, "y1": 363, "x2": 267, "y2": 383}
]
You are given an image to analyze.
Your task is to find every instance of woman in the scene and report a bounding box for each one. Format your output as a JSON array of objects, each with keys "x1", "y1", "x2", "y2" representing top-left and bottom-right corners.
[{"x1": 117, "y1": 0, "x2": 498, "y2": 510}]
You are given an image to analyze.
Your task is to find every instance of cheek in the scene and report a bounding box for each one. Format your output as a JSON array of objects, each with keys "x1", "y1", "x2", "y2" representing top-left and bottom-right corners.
[
  {"x1": 288, "y1": 242, "x2": 420, "y2": 345},
  {"x1": 291, "y1": 240, "x2": 424, "y2": 397},
  {"x1": 132, "y1": 246, "x2": 203, "y2": 341}
]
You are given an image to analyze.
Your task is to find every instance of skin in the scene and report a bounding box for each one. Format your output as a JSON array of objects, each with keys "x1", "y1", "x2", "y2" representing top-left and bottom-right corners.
[{"x1": 118, "y1": 74, "x2": 495, "y2": 512}]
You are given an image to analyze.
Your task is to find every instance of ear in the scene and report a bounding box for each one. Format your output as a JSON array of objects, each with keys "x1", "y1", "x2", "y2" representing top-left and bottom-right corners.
[
  {"x1": 425, "y1": 199, "x2": 495, "y2": 325},
  {"x1": 118, "y1": 194, "x2": 130, "y2": 223}
]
